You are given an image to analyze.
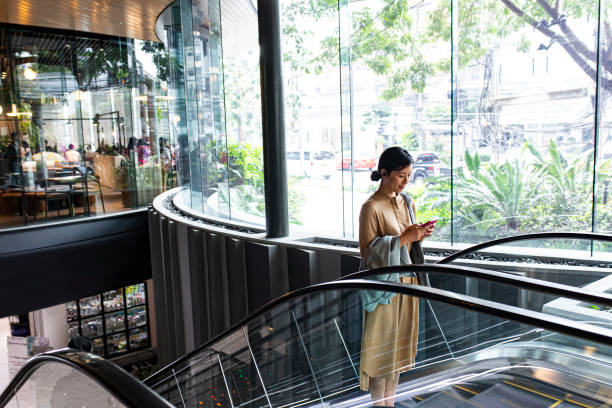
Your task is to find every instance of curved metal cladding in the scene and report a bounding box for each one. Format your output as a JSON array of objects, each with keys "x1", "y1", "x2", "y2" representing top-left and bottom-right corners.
[{"x1": 149, "y1": 188, "x2": 612, "y2": 365}]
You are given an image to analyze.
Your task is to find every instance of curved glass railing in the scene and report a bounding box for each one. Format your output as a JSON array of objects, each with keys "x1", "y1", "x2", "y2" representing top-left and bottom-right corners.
[
  {"x1": 437, "y1": 232, "x2": 611, "y2": 286},
  {"x1": 143, "y1": 279, "x2": 612, "y2": 408},
  {"x1": 0, "y1": 348, "x2": 172, "y2": 408}
]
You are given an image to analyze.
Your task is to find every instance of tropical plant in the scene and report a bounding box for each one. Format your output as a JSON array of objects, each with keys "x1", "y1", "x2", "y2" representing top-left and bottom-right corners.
[{"x1": 456, "y1": 151, "x2": 536, "y2": 232}]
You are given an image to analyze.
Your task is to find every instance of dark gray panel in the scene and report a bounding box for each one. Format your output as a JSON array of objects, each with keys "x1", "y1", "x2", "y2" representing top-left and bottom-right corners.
[
  {"x1": 188, "y1": 229, "x2": 211, "y2": 345},
  {"x1": 340, "y1": 255, "x2": 361, "y2": 277},
  {"x1": 166, "y1": 220, "x2": 185, "y2": 359},
  {"x1": 286, "y1": 247, "x2": 315, "y2": 290},
  {"x1": 0, "y1": 210, "x2": 148, "y2": 255},
  {"x1": 245, "y1": 241, "x2": 273, "y2": 312},
  {"x1": 148, "y1": 209, "x2": 170, "y2": 366},
  {"x1": 159, "y1": 217, "x2": 178, "y2": 364},
  {"x1": 225, "y1": 237, "x2": 248, "y2": 325},
  {"x1": 0, "y1": 211, "x2": 151, "y2": 318},
  {"x1": 206, "y1": 233, "x2": 229, "y2": 337}
]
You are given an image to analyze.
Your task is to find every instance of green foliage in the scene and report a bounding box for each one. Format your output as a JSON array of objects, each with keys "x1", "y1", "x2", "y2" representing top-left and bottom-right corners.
[
  {"x1": 412, "y1": 144, "x2": 609, "y2": 243},
  {"x1": 287, "y1": 0, "x2": 608, "y2": 101}
]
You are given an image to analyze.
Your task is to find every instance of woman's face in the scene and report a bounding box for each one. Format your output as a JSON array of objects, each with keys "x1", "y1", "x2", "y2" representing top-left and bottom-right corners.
[{"x1": 382, "y1": 165, "x2": 413, "y2": 194}]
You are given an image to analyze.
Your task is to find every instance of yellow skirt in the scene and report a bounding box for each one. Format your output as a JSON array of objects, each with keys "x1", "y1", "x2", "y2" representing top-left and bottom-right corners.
[{"x1": 359, "y1": 275, "x2": 419, "y2": 391}]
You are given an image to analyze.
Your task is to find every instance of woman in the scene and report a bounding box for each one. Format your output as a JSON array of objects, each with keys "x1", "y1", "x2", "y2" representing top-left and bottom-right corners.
[{"x1": 358, "y1": 146, "x2": 434, "y2": 406}]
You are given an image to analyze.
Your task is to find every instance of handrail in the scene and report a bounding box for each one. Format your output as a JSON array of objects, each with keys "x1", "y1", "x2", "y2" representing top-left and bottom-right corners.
[
  {"x1": 342, "y1": 264, "x2": 612, "y2": 307},
  {"x1": 144, "y1": 278, "x2": 612, "y2": 386},
  {"x1": 437, "y1": 231, "x2": 612, "y2": 264},
  {"x1": 0, "y1": 348, "x2": 173, "y2": 408}
]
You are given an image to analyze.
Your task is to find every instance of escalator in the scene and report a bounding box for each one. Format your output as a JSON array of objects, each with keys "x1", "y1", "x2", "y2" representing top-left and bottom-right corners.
[{"x1": 1, "y1": 234, "x2": 611, "y2": 407}]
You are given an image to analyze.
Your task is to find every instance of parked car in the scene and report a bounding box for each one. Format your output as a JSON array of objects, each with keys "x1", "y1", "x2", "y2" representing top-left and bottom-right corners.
[
  {"x1": 286, "y1": 150, "x2": 311, "y2": 177},
  {"x1": 310, "y1": 150, "x2": 335, "y2": 179},
  {"x1": 411, "y1": 152, "x2": 450, "y2": 184},
  {"x1": 336, "y1": 152, "x2": 377, "y2": 171}
]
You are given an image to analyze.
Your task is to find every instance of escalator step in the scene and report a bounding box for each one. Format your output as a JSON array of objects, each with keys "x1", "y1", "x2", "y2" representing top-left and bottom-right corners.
[
  {"x1": 456, "y1": 383, "x2": 555, "y2": 408},
  {"x1": 414, "y1": 388, "x2": 469, "y2": 407}
]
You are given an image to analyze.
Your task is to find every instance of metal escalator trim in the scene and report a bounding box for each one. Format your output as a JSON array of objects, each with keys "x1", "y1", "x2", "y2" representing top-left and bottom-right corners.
[
  {"x1": 453, "y1": 384, "x2": 478, "y2": 395},
  {"x1": 0, "y1": 348, "x2": 173, "y2": 408},
  {"x1": 145, "y1": 279, "x2": 612, "y2": 386},
  {"x1": 413, "y1": 395, "x2": 424, "y2": 401},
  {"x1": 549, "y1": 401, "x2": 564, "y2": 408},
  {"x1": 342, "y1": 264, "x2": 612, "y2": 308},
  {"x1": 502, "y1": 380, "x2": 563, "y2": 405},
  {"x1": 435, "y1": 231, "x2": 612, "y2": 264}
]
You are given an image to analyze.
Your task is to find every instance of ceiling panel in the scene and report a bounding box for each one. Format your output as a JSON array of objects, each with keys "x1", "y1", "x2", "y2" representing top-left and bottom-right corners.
[{"x1": 0, "y1": 0, "x2": 175, "y2": 42}]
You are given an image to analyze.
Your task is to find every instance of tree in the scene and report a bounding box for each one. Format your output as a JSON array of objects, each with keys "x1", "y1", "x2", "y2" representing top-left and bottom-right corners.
[{"x1": 285, "y1": 0, "x2": 610, "y2": 100}]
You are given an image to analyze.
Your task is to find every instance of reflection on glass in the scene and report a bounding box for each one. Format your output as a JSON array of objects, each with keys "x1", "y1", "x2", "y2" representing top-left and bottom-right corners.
[
  {"x1": 65, "y1": 301, "x2": 78, "y2": 321},
  {"x1": 281, "y1": 0, "x2": 342, "y2": 235},
  {"x1": 149, "y1": 287, "x2": 612, "y2": 407},
  {"x1": 12, "y1": 362, "x2": 126, "y2": 408},
  {"x1": 107, "y1": 332, "x2": 127, "y2": 355},
  {"x1": 129, "y1": 327, "x2": 149, "y2": 349},
  {"x1": 127, "y1": 306, "x2": 147, "y2": 329},
  {"x1": 126, "y1": 284, "x2": 145, "y2": 307},
  {"x1": 103, "y1": 288, "x2": 124, "y2": 311},
  {"x1": 79, "y1": 295, "x2": 101, "y2": 317},
  {"x1": 81, "y1": 316, "x2": 103, "y2": 338},
  {"x1": 0, "y1": 25, "x2": 177, "y2": 230},
  {"x1": 68, "y1": 321, "x2": 80, "y2": 338},
  {"x1": 92, "y1": 337, "x2": 105, "y2": 356},
  {"x1": 105, "y1": 310, "x2": 126, "y2": 334}
]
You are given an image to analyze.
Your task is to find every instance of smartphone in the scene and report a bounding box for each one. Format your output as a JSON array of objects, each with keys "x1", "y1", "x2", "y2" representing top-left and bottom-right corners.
[{"x1": 419, "y1": 220, "x2": 437, "y2": 227}]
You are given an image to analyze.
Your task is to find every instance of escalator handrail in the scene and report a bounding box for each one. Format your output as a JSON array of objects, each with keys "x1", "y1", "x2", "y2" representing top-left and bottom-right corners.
[
  {"x1": 144, "y1": 278, "x2": 612, "y2": 386},
  {"x1": 341, "y1": 264, "x2": 612, "y2": 307},
  {"x1": 0, "y1": 348, "x2": 173, "y2": 408},
  {"x1": 437, "y1": 231, "x2": 612, "y2": 264}
]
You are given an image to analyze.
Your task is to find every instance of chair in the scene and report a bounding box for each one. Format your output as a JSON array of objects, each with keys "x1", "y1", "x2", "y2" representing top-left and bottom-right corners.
[
  {"x1": 72, "y1": 166, "x2": 105, "y2": 215},
  {"x1": 43, "y1": 185, "x2": 72, "y2": 220}
]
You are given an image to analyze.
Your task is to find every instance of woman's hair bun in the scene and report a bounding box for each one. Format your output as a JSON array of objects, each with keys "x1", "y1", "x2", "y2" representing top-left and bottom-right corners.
[{"x1": 370, "y1": 170, "x2": 382, "y2": 181}]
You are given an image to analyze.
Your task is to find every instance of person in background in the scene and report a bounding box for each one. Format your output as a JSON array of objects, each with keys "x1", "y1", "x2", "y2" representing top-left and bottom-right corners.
[
  {"x1": 137, "y1": 138, "x2": 150, "y2": 165},
  {"x1": 7, "y1": 132, "x2": 20, "y2": 174},
  {"x1": 159, "y1": 137, "x2": 172, "y2": 190},
  {"x1": 64, "y1": 143, "x2": 81, "y2": 163},
  {"x1": 21, "y1": 141, "x2": 32, "y2": 161}
]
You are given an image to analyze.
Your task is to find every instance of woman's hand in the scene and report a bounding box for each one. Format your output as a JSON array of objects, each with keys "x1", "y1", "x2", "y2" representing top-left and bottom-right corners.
[{"x1": 401, "y1": 223, "x2": 434, "y2": 246}]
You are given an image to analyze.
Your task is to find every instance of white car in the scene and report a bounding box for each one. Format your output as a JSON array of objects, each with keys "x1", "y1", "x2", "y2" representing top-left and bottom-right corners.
[
  {"x1": 286, "y1": 151, "x2": 311, "y2": 177},
  {"x1": 310, "y1": 150, "x2": 335, "y2": 180}
]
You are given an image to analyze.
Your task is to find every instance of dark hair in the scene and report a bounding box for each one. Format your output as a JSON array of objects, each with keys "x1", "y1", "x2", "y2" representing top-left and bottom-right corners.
[
  {"x1": 370, "y1": 146, "x2": 414, "y2": 181},
  {"x1": 68, "y1": 336, "x2": 93, "y2": 352},
  {"x1": 68, "y1": 143, "x2": 74, "y2": 150}
]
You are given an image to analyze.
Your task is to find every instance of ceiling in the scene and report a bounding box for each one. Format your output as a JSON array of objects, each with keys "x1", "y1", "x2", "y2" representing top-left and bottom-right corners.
[{"x1": 0, "y1": 0, "x2": 175, "y2": 42}]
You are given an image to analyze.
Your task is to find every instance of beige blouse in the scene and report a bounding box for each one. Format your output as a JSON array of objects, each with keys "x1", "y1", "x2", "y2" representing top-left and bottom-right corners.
[{"x1": 358, "y1": 190, "x2": 416, "y2": 256}]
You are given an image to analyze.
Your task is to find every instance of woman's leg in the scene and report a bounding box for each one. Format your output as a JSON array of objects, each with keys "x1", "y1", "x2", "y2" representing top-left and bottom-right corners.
[
  {"x1": 383, "y1": 373, "x2": 400, "y2": 406},
  {"x1": 369, "y1": 377, "x2": 386, "y2": 406}
]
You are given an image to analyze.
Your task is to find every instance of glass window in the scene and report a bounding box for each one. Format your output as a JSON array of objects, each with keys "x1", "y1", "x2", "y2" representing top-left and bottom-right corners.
[
  {"x1": 79, "y1": 295, "x2": 101, "y2": 318},
  {"x1": 0, "y1": 25, "x2": 175, "y2": 230},
  {"x1": 105, "y1": 311, "x2": 125, "y2": 334},
  {"x1": 103, "y1": 289, "x2": 124, "y2": 312},
  {"x1": 81, "y1": 316, "x2": 103, "y2": 338},
  {"x1": 66, "y1": 282, "x2": 149, "y2": 358},
  {"x1": 107, "y1": 332, "x2": 127, "y2": 355},
  {"x1": 169, "y1": 0, "x2": 608, "y2": 249},
  {"x1": 127, "y1": 306, "x2": 147, "y2": 329},
  {"x1": 126, "y1": 284, "x2": 146, "y2": 307},
  {"x1": 129, "y1": 327, "x2": 149, "y2": 350}
]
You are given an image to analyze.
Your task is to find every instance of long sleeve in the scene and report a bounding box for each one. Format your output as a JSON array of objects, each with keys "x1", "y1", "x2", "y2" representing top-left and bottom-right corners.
[{"x1": 358, "y1": 201, "x2": 380, "y2": 257}]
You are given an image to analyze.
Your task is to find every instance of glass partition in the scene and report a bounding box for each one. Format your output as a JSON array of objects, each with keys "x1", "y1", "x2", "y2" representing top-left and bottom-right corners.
[
  {"x1": 147, "y1": 286, "x2": 612, "y2": 407},
  {"x1": 7, "y1": 361, "x2": 126, "y2": 408},
  {"x1": 167, "y1": 0, "x2": 610, "y2": 246},
  {"x1": 0, "y1": 23, "x2": 179, "y2": 229}
]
